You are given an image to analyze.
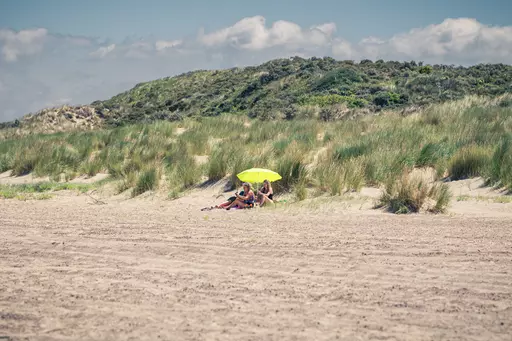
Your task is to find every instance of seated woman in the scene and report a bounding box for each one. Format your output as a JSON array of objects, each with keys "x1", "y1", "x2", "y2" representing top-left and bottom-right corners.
[
  {"x1": 257, "y1": 179, "x2": 274, "y2": 207},
  {"x1": 226, "y1": 182, "x2": 255, "y2": 210}
]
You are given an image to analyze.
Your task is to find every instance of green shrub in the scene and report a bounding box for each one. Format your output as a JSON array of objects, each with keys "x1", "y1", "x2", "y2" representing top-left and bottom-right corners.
[
  {"x1": 373, "y1": 91, "x2": 408, "y2": 108},
  {"x1": 319, "y1": 104, "x2": 349, "y2": 121},
  {"x1": 313, "y1": 67, "x2": 363, "y2": 91},
  {"x1": 296, "y1": 105, "x2": 320, "y2": 119},
  {"x1": 419, "y1": 65, "x2": 433, "y2": 74}
]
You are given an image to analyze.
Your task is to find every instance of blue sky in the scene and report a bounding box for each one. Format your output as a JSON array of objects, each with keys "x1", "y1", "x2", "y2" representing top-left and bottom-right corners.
[
  {"x1": 2, "y1": 0, "x2": 510, "y2": 41},
  {"x1": 0, "y1": 0, "x2": 511, "y2": 120}
]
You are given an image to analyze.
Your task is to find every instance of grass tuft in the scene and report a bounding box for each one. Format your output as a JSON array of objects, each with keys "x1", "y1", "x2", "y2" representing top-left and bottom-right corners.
[
  {"x1": 377, "y1": 173, "x2": 451, "y2": 214},
  {"x1": 132, "y1": 168, "x2": 159, "y2": 197},
  {"x1": 448, "y1": 145, "x2": 490, "y2": 180}
]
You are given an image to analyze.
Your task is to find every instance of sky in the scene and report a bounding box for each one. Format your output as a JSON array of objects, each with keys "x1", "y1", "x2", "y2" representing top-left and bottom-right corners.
[{"x1": 0, "y1": 0, "x2": 511, "y2": 121}]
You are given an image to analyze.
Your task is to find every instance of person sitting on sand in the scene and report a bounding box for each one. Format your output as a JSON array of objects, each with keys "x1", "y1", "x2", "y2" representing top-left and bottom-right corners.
[
  {"x1": 201, "y1": 191, "x2": 242, "y2": 211},
  {"x1": 212, "y1": 192, "x2": 240, "y2": 209},
  {"x1": 226, "y1": 182, "x2": 255, "y2": 210},
  {"x1": 257, "y1": 179, "x2": 274, "y2": 207}
]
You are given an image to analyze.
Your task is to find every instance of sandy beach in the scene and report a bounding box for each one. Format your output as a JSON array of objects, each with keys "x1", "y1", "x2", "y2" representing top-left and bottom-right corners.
[{"x1": 1, "y1": 180, "x2": 511, "y2": 341}]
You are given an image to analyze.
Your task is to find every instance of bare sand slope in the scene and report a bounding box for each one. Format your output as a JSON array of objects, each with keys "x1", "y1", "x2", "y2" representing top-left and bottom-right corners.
[{"x1": 1, "y1": 191, "x2": 512, "y2": 341}]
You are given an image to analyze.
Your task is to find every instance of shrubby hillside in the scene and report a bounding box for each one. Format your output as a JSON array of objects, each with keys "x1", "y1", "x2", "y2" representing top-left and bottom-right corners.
[
  {"x1": 95, "y1": 57, "x2": 512, "y2": 126},
  {"x1": 1, "y1": 57, "x2": 511, "y2": 133}
]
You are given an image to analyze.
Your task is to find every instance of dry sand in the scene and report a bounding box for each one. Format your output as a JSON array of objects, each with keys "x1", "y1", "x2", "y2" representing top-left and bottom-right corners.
[{"x1": 1, "y1": 181, "x2": 512, "y2": 341}]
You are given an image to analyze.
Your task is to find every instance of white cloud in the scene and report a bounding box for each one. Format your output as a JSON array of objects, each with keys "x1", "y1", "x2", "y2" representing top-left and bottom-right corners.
[
  {"x1": 0, "y1": 28, "x2": 47, "y2": 61},
  {"x1": 89, "y1": 43, "x2": 116, "y2": 58},
  {"x1": 0, "y1": 16, "x2": 511, "y2": 121},
  {"x1": 155, "y1": 40, "x2": 182, "y2": 51},
  {"x1": 312, "y1": 23, "x2": 337, "y2": 36},
  {"x1": 343, "y1": 18, "x2": 512, "y2": 63},
  {"x1": 198, "y1": 16, "x2": 336, "y2": 50}
]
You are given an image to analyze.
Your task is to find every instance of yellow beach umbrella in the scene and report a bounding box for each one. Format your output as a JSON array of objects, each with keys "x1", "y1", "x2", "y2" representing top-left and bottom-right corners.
[{"x1": 237, "y1": 168, "x2": 282, "y2": 184}]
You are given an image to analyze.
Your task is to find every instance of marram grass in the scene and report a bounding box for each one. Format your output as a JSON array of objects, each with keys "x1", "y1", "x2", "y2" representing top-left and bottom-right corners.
[{"x1": 1, "y1": 96, "x2": 511, "y2": 207}]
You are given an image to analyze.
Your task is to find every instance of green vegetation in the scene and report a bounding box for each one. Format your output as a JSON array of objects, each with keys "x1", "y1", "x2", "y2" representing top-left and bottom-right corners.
[
  {"x1": 448, "y1": 145, "x2": 491, "y2": 180},
  {"x1": 2, "y1": 58, "x2": 511, "y2": 133},
  {"x1": 133, "y1": 168, "x2": 159, "y2": 197},
  {"x1": 456, "y1": 195, "x2": 512, "y2": 203},
  {"x1": 1, "y1": 58, "x2": 510, "y2": 214},
  {"x1": 1, "y1": 95, "x2": 511, "y2": 209},
  {"x1": 377, "y1": 173, "x2": 451, "y2": 214},
  {"x1": 0, "y1": 182, "x2": 98, "y2": 200},
  {"x1": 94, "y1": 59, "x2": 512, "y2": 126}
]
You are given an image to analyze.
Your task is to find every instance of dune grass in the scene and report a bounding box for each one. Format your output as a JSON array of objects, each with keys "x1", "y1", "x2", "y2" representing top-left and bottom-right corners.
[
  {"x1": 376, "y1": 173, "x2": 452, "y2": 214},
  {"x1": 1, "y1": 95, "x2": 511, "y2": 209}
]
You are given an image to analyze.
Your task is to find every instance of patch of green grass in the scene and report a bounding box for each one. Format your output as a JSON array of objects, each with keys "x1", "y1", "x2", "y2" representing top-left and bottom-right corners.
[
  {"x1": 1, "y1": 95, "x2": 511, "y2": 201},
  {"x1": 1, "y1": 191, "x2": 54, "y2": 201},
  {"x1": 35, "y1": 193, "x2": 54, "y2": 200},
  {"x1": 493, "y1": 196, "x2": 512, "y2": 203},
  {"x1": 0, "y1": 180, "x2": 104, "y2": 199},
  {"x1": 449, "y1": 145, "x2": 490, "y2": 180},
  {"x1": 0, "y1": 188, "x2": 16, "y2": 199},
  {"x1": 456, "y1": 194, "x2": 512, "y2": 203},
  {"x1": 132, "y1": 168, "x2": 159, "y2": 197}
]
